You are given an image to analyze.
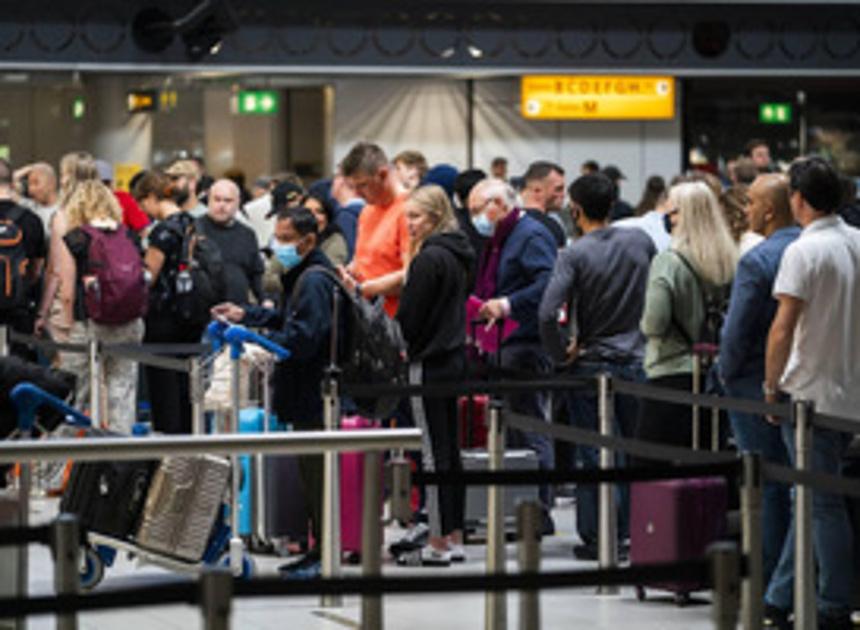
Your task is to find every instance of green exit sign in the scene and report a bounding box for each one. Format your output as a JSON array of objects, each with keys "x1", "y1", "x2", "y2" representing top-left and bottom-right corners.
[
  {"x1": 72, "y1": 96, "x2": 85, "y2": 120},
  {"x1": 759, "y1": 102, "x2": 792, "y2": 124},
  {"x1": 236, "y1": 90, "x2": 279, "y2": 115}
]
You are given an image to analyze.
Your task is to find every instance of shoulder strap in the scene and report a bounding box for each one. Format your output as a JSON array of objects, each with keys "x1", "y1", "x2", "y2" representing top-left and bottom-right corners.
[
  {"x1": 4, "y1": 204, "x2": 25, "y2": 224},
  {"x1": 290, "y1": 264, "x2": 342, "y2": 306},
  {"x1": 670, "y1": 250, "x2": 703, "y2": 346}
]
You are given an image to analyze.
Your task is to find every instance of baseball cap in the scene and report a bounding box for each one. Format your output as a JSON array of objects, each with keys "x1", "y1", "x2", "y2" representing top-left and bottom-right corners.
[
  {"x1": 271, "y1": 180, "x2": 305, "y2": 213},
  {"x1": 164, "y1": 160, "x2": 198, "y2": 178},
  {"x1": 602, "y1": 165, "x2": 626, "y2": 181}
]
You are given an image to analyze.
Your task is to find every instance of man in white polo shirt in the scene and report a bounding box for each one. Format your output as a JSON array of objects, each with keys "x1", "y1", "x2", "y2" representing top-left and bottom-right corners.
[{"x1": 763, "y1": 156, "x2": 858, "y2": 630}]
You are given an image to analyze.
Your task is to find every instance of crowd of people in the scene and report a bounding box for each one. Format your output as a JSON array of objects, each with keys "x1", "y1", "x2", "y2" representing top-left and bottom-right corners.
[{"x1": 1, "y1": 138, "x2": 858, "y2": 626}]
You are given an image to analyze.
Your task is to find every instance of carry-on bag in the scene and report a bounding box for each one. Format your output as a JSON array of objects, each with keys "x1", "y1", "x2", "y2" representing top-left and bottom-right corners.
[
  {"x1": 340, "y1": 414, "x2": 382, "y2": 560},
  {"x1": 135, "y1": 454, "x2": 231, "y2": 562}
]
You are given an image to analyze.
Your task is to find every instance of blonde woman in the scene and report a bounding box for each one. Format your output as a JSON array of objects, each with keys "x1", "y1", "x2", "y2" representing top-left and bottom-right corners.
[
  {"x1": 395, "y1": 185, "x2": 475, "y2": 566},
  {"x1": 637, "y1": 181, "x2": 738, "y2": 453},
  {"x1": 60, "y1": 181, "x2": 146, "y2": 432}
]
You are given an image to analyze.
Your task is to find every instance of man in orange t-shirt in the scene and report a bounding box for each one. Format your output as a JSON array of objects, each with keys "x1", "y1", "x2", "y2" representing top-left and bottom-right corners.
[{"x1": 339, "y1": 142, "x2": 410, "y2": 317}]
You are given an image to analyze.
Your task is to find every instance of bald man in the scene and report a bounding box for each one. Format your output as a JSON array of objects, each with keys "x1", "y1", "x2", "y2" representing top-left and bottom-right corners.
[
  {"x1": 719, "y1": 173, "x2": 799, "y2": 590},
  {"x1": 197, "y1": 178, "x2": 263, "y2": 303},
  {"x1": 14, "y1": 162, "x2": 58, "y2": 235}
]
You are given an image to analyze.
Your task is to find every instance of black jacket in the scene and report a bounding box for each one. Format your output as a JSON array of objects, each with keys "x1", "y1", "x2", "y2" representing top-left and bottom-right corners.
[
  {"x1": 397, "y1": 231, "x2": 475, "y2": 362},
  {"x1": 241, "y1": 248, "x2": 337, "y2": 427}
]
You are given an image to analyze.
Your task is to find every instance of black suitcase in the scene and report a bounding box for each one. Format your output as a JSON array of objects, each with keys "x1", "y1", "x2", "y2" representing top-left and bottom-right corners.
[{"x1": 60, "y1": 431, "x2": 158, "y2": 540}]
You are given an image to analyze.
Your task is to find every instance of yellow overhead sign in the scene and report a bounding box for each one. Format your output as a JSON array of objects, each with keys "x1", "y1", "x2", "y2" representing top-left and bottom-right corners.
[{"x1": 521, "y1": 75, "x2": 675, "y2": 121}]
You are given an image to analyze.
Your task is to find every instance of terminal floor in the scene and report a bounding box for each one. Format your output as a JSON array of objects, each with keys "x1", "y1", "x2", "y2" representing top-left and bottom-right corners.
[{"x1": 24, "y1": 496, "x2": 717, "y2": 630}]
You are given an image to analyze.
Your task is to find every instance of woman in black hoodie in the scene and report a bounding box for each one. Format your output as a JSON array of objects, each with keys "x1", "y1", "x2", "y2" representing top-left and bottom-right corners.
[{"x1": 397, "y1": 184, "x2": 475, "y2": 566}]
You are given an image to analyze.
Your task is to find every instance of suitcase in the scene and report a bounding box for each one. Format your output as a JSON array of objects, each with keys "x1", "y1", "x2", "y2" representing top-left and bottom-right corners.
[
  {"x1": 135, "y1": 454, "x2": 231, "y2": 562},
  {"x1": 630, "y1": 477, "x2": 728, "y2": 603},
  {"x1": 463, "y1": 448, "x2": 539, "y2": 538},
  {"x1": 458, "y1": 395, "x2": 488, "y2": 448},
  {"x1": 340, "y1": 415, "x2": 382, "y2": 559},
  {"x1": 60, "y1": 430, "x2": 157, "y2": 540}
]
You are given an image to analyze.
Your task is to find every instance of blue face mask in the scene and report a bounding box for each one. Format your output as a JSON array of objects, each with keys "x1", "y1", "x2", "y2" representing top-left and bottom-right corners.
[
  {"x1": 274, "y1": 243, "x2": 303, "y2": 270},
  {"x1": 472, "y1": 212, "x2": 494, "y2": 237}
]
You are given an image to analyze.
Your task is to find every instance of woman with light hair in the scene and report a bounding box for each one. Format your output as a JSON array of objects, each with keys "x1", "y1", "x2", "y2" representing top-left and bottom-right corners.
[
  {"x1": 395, "y1": 184, "x2": 475, "y2": 566},
  {"x1": 60, "y1": 180, "x2": 146, "y2": 431},
  {"x1": 637, "y1": 180, "x2": 738, "y2": 453}
]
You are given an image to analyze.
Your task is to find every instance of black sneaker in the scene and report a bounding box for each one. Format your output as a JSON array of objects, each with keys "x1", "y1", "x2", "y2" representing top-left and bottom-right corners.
[
  {"x1": 818, "y1": 609, "x2": 852, "y2": 630},
  {"x1": 763, "y1": 603, "x2": 791, "y2": 630},
  {"x1": 573, "y1": 542, "x2": 597, "y2": 561}
]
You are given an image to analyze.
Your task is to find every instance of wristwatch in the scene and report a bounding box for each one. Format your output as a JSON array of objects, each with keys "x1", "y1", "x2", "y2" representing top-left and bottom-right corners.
[{"x1": 762, "y1": 382, "x2": 778, "y2": 397}]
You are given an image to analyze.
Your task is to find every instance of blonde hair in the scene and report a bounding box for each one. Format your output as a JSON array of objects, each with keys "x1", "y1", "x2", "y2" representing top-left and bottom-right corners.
[
  {"x1": 58, "y1": 151, "x2": 98, "y2": 208},
  {"x1": 670, "y1": 181, "x2": 738, "y2": 286},
  {"x1": 65, "y1": 180, "x2": 123, "y2": 230},
  {"x1": 407, "y1": 185, "x2": 459, "y2": 256}
]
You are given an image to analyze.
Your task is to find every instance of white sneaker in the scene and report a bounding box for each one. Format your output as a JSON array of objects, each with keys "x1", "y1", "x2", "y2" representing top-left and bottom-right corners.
[
  {"x1": 448, "y1": 544, "x2": 466, "y2": 563},
  {"x1": 420, "y1": 545, "x2": 451, "y2": 567}
]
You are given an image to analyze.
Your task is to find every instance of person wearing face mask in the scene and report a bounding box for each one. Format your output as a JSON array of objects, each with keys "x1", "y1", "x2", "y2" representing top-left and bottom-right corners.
[
  {"x1": 212, "y1": 206, "x2": 339, "y2": 579},
  {"x1": 467, "y1": 177, "x2": 558, "y2": 535}
]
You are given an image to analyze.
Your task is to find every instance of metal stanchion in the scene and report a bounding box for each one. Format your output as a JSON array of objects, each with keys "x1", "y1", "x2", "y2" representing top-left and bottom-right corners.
[
  {"x1": 739, "y1": 453, "x2": 763, "y2": 630},
  {"x1": 88, "y1": 339, "x2": 101, "y2": 426},
  {"x1": 485, "y1": 400, "x2": 507, "y2": 630},
  {"x1": 321, "y1": 370, "x2": 342, "y2": 608},
  {"x1": 389, "y1": 457, "x2": 412, "y2": 525},
  {"x1": 361, "y1": 451, "x2": 383, "y2": 630},
  {"x1": 793, "y1": 400, "x2": 816, "y2": 630},
  {"x1": 517, "y1": 501, "x2": 541, "y2": 630},
  {"x1": 597, "y1": 373, "x2": 618, "y2": 594},
  {"x1": 227, "y1": 347, "x2": 243, "y2": 576},
  {"x1": 53, "y1": 513, "x2": 80, "y2": 630},
  {"x1": 0, "y1": 324, "x2": 8, "y2": 356},
  {"x1": 691, "y1": 354, "x2": 701, "y2": 451},
  {"x1": 200, "y1": 567, "x2": 233, "y2": 630},
  {"x1": 709, "y1": 542, "x2": 741, "y2": 630},
  {"x1": 189, "y1": 357, "x2": 205, "y2": 436},
  {"x1": 16, "y1": 453, "x2": 31, "y2": 630},
  {"x1": 254, "y1": 358, "x2": 273, "y2": 545}
]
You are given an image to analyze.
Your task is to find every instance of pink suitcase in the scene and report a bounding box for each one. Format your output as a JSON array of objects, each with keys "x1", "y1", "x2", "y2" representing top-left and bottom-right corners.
[
  {"x1": 339, "y1": 415, "x2": 382, "y2": 561},
  {"x1": 630, "y1": 477, "x2": 728, "y2": 604}
]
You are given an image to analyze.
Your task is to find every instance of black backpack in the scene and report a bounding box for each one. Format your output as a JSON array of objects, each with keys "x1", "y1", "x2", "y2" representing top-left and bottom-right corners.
[
  {"x1": 672, "y1": 251, "x2": 731, "y2": 361},
  {"x1": 293, "y1": 265, "x2": 407, "y2": 420},
  {"x1": 0, "y1": 205, "x2": 28, "y2": 311},
  {"x1": 163, "y1": 217, "x2": 226, "y2": 327}
]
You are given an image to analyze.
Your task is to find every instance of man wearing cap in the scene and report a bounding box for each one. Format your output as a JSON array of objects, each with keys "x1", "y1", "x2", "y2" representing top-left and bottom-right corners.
[
  {"x1": 165, "y1": 159, "x2": 207, "y2": 218},
  {"x1": 95, "y1": 159, "x2": 150, "y2": 235},
  {"x1": 602, "y1": 165, "x2": 634, "y2": 222}
]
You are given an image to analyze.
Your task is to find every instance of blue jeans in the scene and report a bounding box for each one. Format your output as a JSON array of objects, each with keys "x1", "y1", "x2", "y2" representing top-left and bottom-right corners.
[
  {"x1": 765, "y1": 423, "x2": 854, "y2": 615},
  {"x1": 725, "y1": 375, "x2": 791, "y2": 586},
  {"x1": 500, "y1": 342, "x2": 555, "y2": 512},
  {"x1": 565, "y1": 360, "x2": 643, "y2": 545}
]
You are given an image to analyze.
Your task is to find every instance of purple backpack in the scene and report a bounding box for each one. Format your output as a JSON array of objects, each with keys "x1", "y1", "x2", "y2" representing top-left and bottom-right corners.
[{"x1": 80, "y1": 225, "x2": 148, "y2": 325}]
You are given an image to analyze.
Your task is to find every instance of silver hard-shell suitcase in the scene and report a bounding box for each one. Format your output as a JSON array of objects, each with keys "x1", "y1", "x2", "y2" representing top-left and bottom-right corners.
[{"x1": 135, "y1": 455, "x2": 230, "y2": 561}]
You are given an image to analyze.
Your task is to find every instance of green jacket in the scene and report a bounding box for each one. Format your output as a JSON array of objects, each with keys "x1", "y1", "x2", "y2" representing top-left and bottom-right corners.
[{"x1": 640, "y1": 249, "x2": 708, "y2": 379}]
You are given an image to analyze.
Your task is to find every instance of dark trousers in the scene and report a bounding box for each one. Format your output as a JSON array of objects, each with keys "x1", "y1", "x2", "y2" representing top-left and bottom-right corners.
[
  {"x1": 410, "y1": 351, "x2": 465, "y2": 537},
  {"x1": 143, "y1": 315, "x2": 203, "y2": 435}
]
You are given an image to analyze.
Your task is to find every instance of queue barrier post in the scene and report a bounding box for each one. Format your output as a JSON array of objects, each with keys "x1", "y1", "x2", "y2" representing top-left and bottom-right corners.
[
  {"x1": 321, "y1": 368, "x2": 343, "y2": 608},
  {"x1": 227, "y1": 341, "x2": 243, "y2": 576},
  {"x1": 709, "y1": 541, "x2": 741, "y2": 630},
  {"x1": 389, "y1": 457, "x2": 412, "y2": 525},
  {"x1": 739, "y1": 452, "x2": 763, "y2": 630},
  {"x1": 189, "y1": 357, "x2": 205, "y2": 436},
  {"x1": 52, "y1": 513, "x2": 80, "y2": 630},
  {"x1": 793, "y1": 400, "x2": 816, "y2": 630},
  {"x1": 485, "y1": 399, "x2": 507, "y2": 630},
  {"x1": 516, "y1": 501, "x2": 541, "y2": 630},
  {"x1": 361, "y1": 451, "x2": 384, "y2": 630},
  {"x1": 87, "y1": 339, "x2": 102, "y2": 427},
  {"x1": 0, "y1": 324, "x2": 8, "y2": 357},
  {"x1": 200, "y1": 567, "x2": 233, "y2": 630},
  {"x1": 596, "y1": 373, "x2": 618, "y2": 593}
]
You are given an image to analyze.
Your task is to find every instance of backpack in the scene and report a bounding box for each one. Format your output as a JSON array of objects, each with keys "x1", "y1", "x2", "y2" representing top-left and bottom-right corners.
[
  {"x1": 0, "y1": 205, "x2": 29, "y2": 311},
  {"x1": 80, "y1": 225, "x2": 148, "y2": 325},
  {"x1": 164, "y1": 218, "x2": 226, "y2": 327},
  {"x1": 672, "y1": 251, "x2": 731, "y2": 361},
  {"x1": 293, "y1": 265, "x2": 407, "y2": 420}
]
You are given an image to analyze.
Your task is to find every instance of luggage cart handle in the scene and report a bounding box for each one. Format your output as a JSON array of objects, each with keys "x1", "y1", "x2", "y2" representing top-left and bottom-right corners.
[
  {"x1": 11, "y1": 382, "x2": 92, "y2": 432},
  {"x1": 206, "y1": 319, "x2": 230, "y2": 352},
  {"x1": 223, "y1": 325, "x2": 291, "y2": 361}
]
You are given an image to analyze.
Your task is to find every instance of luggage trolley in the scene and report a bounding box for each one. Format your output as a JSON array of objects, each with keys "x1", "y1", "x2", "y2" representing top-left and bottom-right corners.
[{"x1": 9, "y1": 324, "x2": 289, "y2": 589}]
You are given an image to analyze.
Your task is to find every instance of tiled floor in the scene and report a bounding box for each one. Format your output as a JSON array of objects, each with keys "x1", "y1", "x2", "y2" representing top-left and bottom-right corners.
[{"x1": 16, "y1": 496, "x2": 719, "y2": 630}]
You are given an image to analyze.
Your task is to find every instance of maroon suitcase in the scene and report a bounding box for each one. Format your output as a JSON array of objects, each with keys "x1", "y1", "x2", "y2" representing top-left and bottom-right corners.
[{"x1": 629, "y1": 477, "x2": 728, "y2": 604}]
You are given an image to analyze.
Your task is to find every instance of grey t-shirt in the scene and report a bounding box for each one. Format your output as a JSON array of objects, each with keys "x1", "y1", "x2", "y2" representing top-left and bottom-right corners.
[{"x1": 539, "y1": 225, "x2": 656, "y2": 364}]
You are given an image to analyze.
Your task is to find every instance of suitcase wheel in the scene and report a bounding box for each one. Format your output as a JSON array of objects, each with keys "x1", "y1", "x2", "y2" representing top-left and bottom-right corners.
[
  {"x1": 674, "y1": 592, "x2": 690, "y2": 607},
  {"x1": 635, "y1": 586, "x2": 646, "y2": 602},
  {"x1": 80, "y1": 546, "x2": 105, "y2": 591},
  {"x1": 219, "y1": 552, "x2": 255, "y2": 579}
]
